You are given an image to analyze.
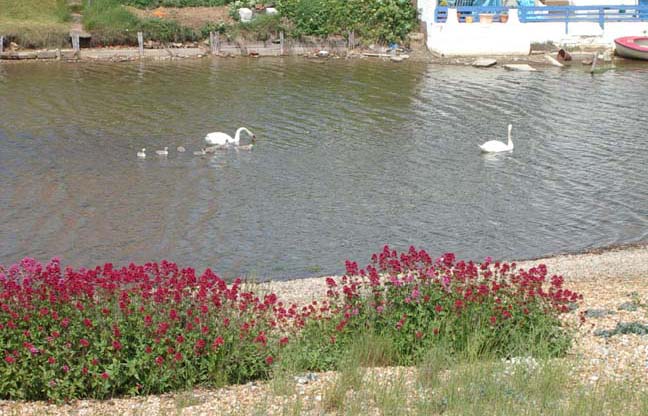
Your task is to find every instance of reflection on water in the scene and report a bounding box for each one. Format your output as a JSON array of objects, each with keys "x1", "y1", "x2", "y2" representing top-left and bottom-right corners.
[{"x1": 0, "y1": 58, "x2": 647, "y2": 279}]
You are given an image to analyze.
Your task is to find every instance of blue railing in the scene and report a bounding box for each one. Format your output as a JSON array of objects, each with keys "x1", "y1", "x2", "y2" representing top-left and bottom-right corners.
[
  {"x1": 435, "y1": 4, "x2": 648, "y2": 27},
  {"x1": 435, "y1": 6, "x2": 509, "y2": 23},
  {"x1": 518, "y1": 5, "x2": 648, "y2": 29}
]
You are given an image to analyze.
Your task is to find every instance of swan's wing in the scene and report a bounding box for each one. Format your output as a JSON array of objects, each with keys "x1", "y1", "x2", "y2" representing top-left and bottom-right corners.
[
  {"x1": 205, "y1": 132, "x2": 232, "y2": 145},
  {"x1": 479, "y1": 140, "x2": 509, "y2": 152}
]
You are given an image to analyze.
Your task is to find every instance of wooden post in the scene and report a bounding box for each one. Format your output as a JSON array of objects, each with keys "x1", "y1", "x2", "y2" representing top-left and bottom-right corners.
[
  {"x1": 280, "y1": 31, "x2": 284, "y2": 55},
  {"x1": 71, "y1": 32, "x2": 80, "y2": 53},
  {"x1": 210, "y1": 32, "x2": 221, "y2": 55},
  {"x1": 590, "y1": 53, "x2": 598, "y2": 74},
  {"x1": 210, "y1": 32, "x2": 220, "y2": 55},
  {"x1": 348, "y1": 30, "x2": 355, "y2": 49},
  {"x1": 0, "y1": 35, "x2": 3, "y2": 54},
  {"x1": 137, "y1": 32, "x2": 144, "y2": 58}
]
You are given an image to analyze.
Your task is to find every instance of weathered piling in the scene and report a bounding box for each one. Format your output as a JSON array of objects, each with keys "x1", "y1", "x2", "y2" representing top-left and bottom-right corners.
[
  {"x1": 137, "y1": 32, "x2": 144, "y2": 58},
  {"x1": 280, "y1": 31, "x2": 285, "y2": 55},
  {"x1": 590, "y1": 52, "x2": 598, "y2": 74},
  {"x1": 71, "y1": 33, "x2": 80, "y2": 53},
  {"x1": 210, "y1": 32, "x2": 220, "y2": 55},
  {"x1": 0, "y1": 36, "x2": 4, "y2": 54},
  {"x1": 348, "y1": 30, "x2": 355, "y2": 49}
]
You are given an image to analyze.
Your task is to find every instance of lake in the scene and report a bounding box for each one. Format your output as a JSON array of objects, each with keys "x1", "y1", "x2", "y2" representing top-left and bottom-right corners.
[{"x1": 1, "y1": 58, "x2": 646, "y2": 279}]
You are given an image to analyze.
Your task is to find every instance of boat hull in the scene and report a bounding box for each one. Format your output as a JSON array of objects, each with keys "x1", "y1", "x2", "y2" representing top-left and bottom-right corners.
[{"x1": 614, "y1": 36, "x2": 648, "y2": 60}]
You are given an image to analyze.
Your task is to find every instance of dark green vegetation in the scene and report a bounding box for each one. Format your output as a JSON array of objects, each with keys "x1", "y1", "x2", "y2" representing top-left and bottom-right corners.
[{"x1": 0, "y1": 0, "x2": 417, "y2": 48}]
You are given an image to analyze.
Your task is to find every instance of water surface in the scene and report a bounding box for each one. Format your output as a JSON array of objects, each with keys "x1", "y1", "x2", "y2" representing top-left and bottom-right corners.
[{"x1": 1, "y1": 58, "x2": 646, "y2": 279}]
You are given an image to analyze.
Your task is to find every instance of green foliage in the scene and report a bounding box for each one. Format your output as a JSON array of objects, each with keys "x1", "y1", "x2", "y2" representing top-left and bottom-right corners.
[
  {"x1": 199, "y1": 21, "x2": 229, "y2": 38},
  {"x1": 239, "y1": 13, "x2": 283, "y2": 41},
  {"x1": 277, "y1": 0, "x2": 417, "y2": 43},
  {"x1": 83, "y1": 0, "x2": 198, "y2": 45},
  {"x1": 0, "y1": 0, "x2": 71, "y2": 48},
  {"x1": 120, "y1": 0, "x2": 231, "y2": 7}
]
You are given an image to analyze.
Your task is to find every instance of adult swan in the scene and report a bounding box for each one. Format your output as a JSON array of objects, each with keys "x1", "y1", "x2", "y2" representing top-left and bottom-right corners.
[
  {"x1": 479, "y1": 124, "x2": 513, "y2": 153},
  {"x1": 205, "y1": 127, "x2": 256, "y2": 146}
]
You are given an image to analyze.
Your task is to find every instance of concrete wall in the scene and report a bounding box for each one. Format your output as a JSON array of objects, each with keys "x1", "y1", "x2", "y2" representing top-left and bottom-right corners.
[{"x1": 420, "y1": 2, "x2": 648, "y2": 56}]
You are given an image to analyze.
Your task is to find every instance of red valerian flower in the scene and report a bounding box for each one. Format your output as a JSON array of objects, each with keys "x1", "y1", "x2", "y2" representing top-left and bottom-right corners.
[
  {"x1": 212, "y1": 336, "x2": 224, "y2": 349},
  {"x1": 265, "y1": 356, "x2": 274, "y2": 365},
  {"x1": 101, "y1": 372, "x2": 109, "y2": 379},
  {"x1": 79, "y1": 338, "x2": 90, "y2": 348}
]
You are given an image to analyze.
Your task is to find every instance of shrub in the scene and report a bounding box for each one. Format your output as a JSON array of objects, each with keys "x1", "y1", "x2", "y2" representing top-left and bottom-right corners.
[
  {"x1": 276, "y1": 0, "x2": 416, "y2": 43},
  {"x1": 0, "y1": 247, "x2": 582, "y2": 401},
  {"x1": 0, "y1": 259, "x2": 299, "y2": 401},
  {"x1": 320, "y1": 246, "x2": 582, "y2": 363}
]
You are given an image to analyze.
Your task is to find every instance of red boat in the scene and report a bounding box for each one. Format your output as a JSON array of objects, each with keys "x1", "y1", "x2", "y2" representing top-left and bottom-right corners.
[{"x1": 614, "y1": 36, "x2": 648, "y2": 60}]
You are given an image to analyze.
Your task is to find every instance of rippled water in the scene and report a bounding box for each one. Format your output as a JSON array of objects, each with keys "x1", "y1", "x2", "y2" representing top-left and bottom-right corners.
[{"x1": 0, "y1": 58, "x2": 647, "y2": 279}]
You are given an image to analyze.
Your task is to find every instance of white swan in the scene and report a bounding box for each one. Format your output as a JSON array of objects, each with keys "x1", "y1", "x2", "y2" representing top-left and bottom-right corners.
[
  {"x1": 479, "y1": 124, "x2": 513, "y2": 153},
  {"x1": 156, "y1": 147, "x2": 169, "y2": 156},
  {"x1": 137, "y1": 148, "x2": 146, "y2": 159},
  {"x1": 205, "y1": 127, "x2": 255, "y2": 146}
]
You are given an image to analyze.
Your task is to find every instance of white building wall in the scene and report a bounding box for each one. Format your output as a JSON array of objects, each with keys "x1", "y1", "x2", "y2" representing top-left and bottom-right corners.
[{"x1": 419, "y1": 1, "x2": 648, "y2": 56}]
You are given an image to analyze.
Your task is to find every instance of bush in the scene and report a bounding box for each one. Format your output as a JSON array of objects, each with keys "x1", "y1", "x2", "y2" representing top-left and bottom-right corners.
[
  {"x1": 0, "y1": 259, "x2": 297, "y2": 401},
  {"x1": 319, "y1": 246, "x2": 582, "y2": 364},
  {"x1": 276, "y1": 0, "x2": 417, "y2": 43},
  {"x1": 0, "y1": 248, "x2": 581, "y2": 401}
]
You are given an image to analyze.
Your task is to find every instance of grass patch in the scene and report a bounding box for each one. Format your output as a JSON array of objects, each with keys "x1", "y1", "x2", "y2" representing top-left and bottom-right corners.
[
  {"x1": 83, "y1": 0, "x2": 198, "y2": 45},
  {"x1": 0, "y1": 0, "x2": 71, "y2": 48}
]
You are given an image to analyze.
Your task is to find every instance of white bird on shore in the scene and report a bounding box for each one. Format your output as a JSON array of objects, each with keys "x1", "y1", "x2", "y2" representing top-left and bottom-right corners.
[
  {"x1": 156, "y1": 147, "x2": 169, "y2": 156},
  {"x1": 479, "y1": 124, "x2": 513, "y2": 153},
  {"x1": 193, "y1": 148, "x2": 207, "y2": 156},
  {"x1": 205, "y1": 127, "x2": 255, "y2": 146},
  {"x1": 137, "y1": 148, "x2": 146, "y2": 159},
  {"x1": 177, "y1": 146, "x2": 186, "y2": 153}
]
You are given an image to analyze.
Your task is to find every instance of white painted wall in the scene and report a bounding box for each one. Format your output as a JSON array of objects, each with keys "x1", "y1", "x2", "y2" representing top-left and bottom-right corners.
[{"x1": 419, "y1": 1, "x2": 648, "y2": 56}]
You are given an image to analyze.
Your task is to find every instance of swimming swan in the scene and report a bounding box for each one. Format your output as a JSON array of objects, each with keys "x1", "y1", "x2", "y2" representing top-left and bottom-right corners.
[
  {"x1": 205, "y1": 127, "x2": 256, "y2": 146},
  {"x1": 479, "y1": 124, "x2": 513, "y2": 153},
  {"x1": 137, "y1": 148, "x2": 146, "y2": 159},
  {"x1": 156, "y1": 147, "x2": 169, "y2": 156}
]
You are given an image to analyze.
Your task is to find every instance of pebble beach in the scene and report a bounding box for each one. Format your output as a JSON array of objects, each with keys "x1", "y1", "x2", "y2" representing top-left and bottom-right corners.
[{"x1": 1, "y1": 243, "x2": 647, "y2": 415}]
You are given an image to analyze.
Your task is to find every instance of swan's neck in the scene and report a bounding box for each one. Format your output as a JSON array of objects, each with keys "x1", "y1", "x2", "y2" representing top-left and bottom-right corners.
[
  {"x1": 507, "y1": 127, "x2": 513, "y2": 147},
  {"x1": 235, "y1": 127, "x2": 248, "y2": 141}
]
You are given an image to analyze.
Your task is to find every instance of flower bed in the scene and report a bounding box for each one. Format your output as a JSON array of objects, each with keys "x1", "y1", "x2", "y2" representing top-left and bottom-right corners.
[
  {"x1": 0, "y1": 247, "x2": 582, "y2": 401},
  {"x1": 297, "y1": 245, "x2": 584, "y2": 367}
]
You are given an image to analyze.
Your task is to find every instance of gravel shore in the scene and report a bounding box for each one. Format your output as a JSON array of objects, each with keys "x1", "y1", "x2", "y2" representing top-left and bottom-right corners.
[{"x1": 1, "y1": 243, "x2": 646, "y2": 415}]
